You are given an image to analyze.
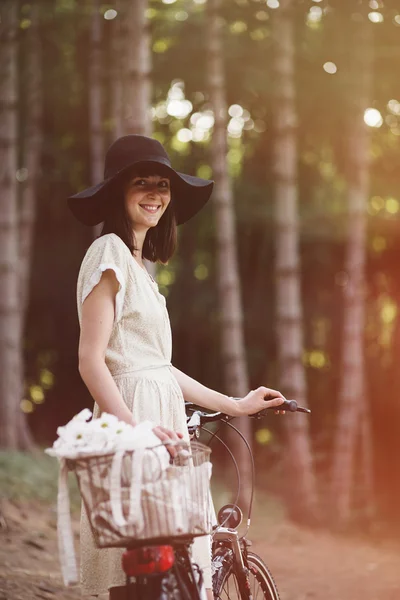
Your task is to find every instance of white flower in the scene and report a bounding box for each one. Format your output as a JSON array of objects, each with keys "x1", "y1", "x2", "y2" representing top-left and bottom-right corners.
[
  {"x1": 71, "y1": 408, "x2": 92, "y2": 422},
  {"x1": 92, "y1": 412, "x2": 120, "y2": 431},
  {"x1": 46, "y1": 413, "x2": 165, "y2": 460}
]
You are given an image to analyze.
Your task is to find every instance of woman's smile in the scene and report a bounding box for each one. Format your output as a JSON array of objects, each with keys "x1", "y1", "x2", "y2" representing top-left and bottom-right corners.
[{"x1": 139, "y1": 203, "x2": 162, "y2": 214}]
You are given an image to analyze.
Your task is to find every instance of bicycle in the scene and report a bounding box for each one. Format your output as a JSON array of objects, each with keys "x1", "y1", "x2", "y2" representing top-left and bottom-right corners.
[
  {"x1": 185, "y1": 398, "x2": 311, "y2": 600},
  {"x1": 117, "y1": 398, "x2": 310, "y2": 600}
]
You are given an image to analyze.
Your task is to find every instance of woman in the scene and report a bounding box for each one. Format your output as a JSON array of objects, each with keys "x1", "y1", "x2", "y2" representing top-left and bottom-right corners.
[{"x1": 68, "y1": 134, "x2": 285, "y2": 599}]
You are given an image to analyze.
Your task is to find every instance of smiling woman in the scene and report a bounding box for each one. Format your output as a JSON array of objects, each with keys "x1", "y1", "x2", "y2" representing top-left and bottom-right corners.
[{"x1": 66, "y1": 134, "x2": 285, "y2": 600}]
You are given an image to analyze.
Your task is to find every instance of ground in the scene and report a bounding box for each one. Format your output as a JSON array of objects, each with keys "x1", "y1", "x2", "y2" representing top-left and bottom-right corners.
[{"x1": 1, "y1": 498, "x2": 399, "y2": 600}]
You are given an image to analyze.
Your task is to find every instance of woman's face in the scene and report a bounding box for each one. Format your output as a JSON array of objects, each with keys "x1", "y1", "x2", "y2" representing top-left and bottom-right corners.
[{"x1": 124, "y1": 173, "x2": 171, "y2": 231}]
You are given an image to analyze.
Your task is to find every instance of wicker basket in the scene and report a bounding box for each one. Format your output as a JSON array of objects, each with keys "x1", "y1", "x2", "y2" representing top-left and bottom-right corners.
[{"x1": 66, "y1": 441, "x2": 213, "y2": 548}]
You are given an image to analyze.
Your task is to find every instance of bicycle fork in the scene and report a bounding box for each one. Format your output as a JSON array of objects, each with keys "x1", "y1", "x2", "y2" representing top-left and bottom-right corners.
[{"x1": 213, "y1": 528, "x2": 253, "y2": 600}]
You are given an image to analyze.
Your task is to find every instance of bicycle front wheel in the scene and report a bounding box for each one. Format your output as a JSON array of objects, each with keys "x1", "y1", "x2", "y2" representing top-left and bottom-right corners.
[{"x1": 213, "y1": 551, "x2": 280, "y2": 600}]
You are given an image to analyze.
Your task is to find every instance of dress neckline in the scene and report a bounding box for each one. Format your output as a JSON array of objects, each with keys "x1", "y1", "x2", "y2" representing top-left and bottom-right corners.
[{"x1": 106, "y1": 233, "x2": 159, "y2": 289}]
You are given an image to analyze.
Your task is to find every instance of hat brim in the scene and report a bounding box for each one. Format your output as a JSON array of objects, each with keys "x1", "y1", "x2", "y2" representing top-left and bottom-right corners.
[{"x1": 67, "y1": 160, "x2": 213, "y2": 226}]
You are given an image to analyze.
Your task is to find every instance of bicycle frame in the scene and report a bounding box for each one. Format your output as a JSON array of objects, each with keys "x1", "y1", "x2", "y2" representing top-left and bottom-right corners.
[{"x1": 213, "y1": 528, "x2": 253, "y2": 600}]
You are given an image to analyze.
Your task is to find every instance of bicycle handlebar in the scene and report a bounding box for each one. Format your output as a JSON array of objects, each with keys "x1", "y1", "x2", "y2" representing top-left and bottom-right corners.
[{"x1": 186, "y1": 398, "x2": 311, "y2": 430}]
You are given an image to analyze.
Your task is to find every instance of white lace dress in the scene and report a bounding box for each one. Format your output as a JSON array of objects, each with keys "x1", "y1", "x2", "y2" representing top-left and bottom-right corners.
[{"x1": 76, "y1": 233, "x2": 212, "y2": 596}]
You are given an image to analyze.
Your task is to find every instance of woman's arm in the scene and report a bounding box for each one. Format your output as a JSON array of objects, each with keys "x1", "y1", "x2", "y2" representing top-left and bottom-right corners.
[
  {"x1": 172, "y1": 366, "x2": 285, "y2": 417},
  {"x1": 78, "y1": 270, "x2": 137, "y2": 425}
]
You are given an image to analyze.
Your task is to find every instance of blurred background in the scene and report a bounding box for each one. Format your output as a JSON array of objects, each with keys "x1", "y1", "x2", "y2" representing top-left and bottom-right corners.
[{"x1": 1, "y1": 0, "x2": 400, "y2": 559}]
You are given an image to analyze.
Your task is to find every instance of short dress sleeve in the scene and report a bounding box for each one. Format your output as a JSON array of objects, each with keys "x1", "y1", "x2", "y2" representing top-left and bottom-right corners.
[{"x1": 77, "y1": 233, "x2": 129, "y2": 324}]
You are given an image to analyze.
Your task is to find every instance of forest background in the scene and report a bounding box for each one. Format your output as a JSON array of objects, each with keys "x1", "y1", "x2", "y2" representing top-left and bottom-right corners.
[{"x1": 1, "y1": 0, "x2": 400, "y2": 535}]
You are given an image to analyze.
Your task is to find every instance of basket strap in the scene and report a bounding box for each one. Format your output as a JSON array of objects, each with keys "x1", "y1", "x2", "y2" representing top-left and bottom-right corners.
[
  {"x1": 127, "y1": 448, "x2": 145, "y2": 530},
  {"x1": 110, "y1": 449, "x2": 145, "y2": 530},
  {"x1": 110, "y1": 450, "x2": 127, "y2": 527},
  {"x1": 57, "y1": 458, "x2": 78, "y2": 586}
]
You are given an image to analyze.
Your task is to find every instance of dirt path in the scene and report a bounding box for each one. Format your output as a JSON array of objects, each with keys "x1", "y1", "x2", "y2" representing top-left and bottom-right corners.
[{"x1": 1, "y1": 499, "x2": 399, "y2": 599}]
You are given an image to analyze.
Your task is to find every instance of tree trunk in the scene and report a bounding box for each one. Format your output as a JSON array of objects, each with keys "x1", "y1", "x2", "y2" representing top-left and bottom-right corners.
[
  {"x1": 207, "y1": 0, "x2": 252, "y2": 503},
  {"x1": 271, "y1": 0, "x2": 319, "y2": 522},
  {"x1": 0, "y1": 2, "x2": 23, "y2": 449},
  {"x1": 89, "y1": 0, "x2": 104, "y2": 239},
  {"x1": 125, "y1": 0, "x2": 154, "y2": 276},
  {"x1": 331, "y1": 17, "x2": 373, "y2": 526},
  {"x1": 110, "y1": 0, "x2": 124, "y2": 141},
  {"x1": 125, "y1": 0, "x2": 151, "y2": 136},
  {"x1": 17, "y1": 3, "x2": 43, "y2": 450}
]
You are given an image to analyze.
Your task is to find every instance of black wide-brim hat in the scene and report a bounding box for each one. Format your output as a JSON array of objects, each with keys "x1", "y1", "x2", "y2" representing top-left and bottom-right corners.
[{"x1": 67, "y1": 135, "x2": 214, "y2": 226}]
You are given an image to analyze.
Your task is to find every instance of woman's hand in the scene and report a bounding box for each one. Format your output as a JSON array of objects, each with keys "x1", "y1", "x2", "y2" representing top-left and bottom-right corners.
[
  {"x1": 235, "y1": 386, "x2": 285, "y2": 417},
  {"x1": 152, "y1": 425, "x2": 184, "y2": 458}
]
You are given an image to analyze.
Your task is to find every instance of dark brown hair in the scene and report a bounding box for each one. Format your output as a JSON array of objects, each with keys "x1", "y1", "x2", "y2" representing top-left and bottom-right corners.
[{"x1": 100, "y1": 167, "x2": 177, "y2": 263}]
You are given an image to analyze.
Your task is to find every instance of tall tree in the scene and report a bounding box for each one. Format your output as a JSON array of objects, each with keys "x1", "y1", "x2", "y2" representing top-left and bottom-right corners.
[
  {"x1": 89, "y1": 0, "x2": 105, "y2": 238},
  {"x1": 110, "y1": 0, "x2": 124, "y2": 141},
  {"x1": 125, "y1": 0, "x2": 151, "y2": 136},
  {"x1": 331, "y1": 13, "x2": 374, "y2": 526},
  {"x1": 207, "y1": 0, "x2": 252, "y2": 499},
  {"x1": 20, "y1": 4, "x2": 43, "y2": 319},
  {"x1": 0, "y1": 2, "x2": 23, "y2": 448},
  {"x1": 125, "y1": 0, "x2": 154, "y2": 275},
  {"x1": 271, "y1": 0, "x2": 319, "y2": 521},
  {"x1": 17, "y1": 3, "x2": 44, "y2": 450}
]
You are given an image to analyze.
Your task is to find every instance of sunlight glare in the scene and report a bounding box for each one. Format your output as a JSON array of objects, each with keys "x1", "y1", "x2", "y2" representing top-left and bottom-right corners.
[
  {"x1": 229, "y1": 104, "x2": 244, "y2": 118},
  {"x1": 388, "y1": 99, "x2": 400, "y2": 115},
  {"x1": 368, "y1": 12, "x2": 384, "y2": 23},
  {"x1": 177, "y1": 128, "x2": 192, "y2": 143},
  {"x1": 364, "y1": 108, "x2": 383, "y2": 127}
]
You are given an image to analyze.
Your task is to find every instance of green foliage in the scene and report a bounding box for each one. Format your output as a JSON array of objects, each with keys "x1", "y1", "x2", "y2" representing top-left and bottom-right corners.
[{"x1": 0, "y1": 451, "x2": 80, "y2": 510}]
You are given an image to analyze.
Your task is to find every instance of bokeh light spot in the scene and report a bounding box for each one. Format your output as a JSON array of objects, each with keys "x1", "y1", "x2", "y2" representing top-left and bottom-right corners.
[
  {"x1": 175, "y1": 11, "x2": 188, "y2": 21},
  {"x1": 194, "y1": 264, "x2": 209, "y2": 280},
  {"x1": 381, "y1": 299, "x2": 397, "y2": 324},
  {"x1": 20, "y1": 399, "x2": 34, "y2": 414},
  {"x1": 196, "y1": 164, "x2": 213, "y2": 179},
  {"x1": 368, "y1": 12, "x2": 384, "y2": 23},
  {"x1": 40, "y1": 368, "x2": 54, "y2": 390},
  {"x1": 323, "y1": 61, "x2": 337, "y2": 74},
  {"x1": 255, "y1": 428, "x2": 273, "y2": 445},
  {"x1": 230, "y1": 21, "x2": 247, "y2": 34},
  {"x1": 30, "y1": 385, "x2": 45, "y2": 404},
  {"x1": 369, "y1": 195, "x2": 385, "y2": 214},
  {"x1": 16, "y1": 168, "x2": 28, "y2": 182},
  {"x1": 177, "y1": 128, "x2": 192, "y2": 143},
  {"x1": 266, "y1": 0, "x2": 279, "y2": 8},
  {"x1": 229, "y1": 104, "x2": 244, "y2": 118},
  {"x1": 385, "y1": 197, "x2": 399, "y2": 214},
  {"x1": 388, "y1": 99, "x2": 400, "y2": 115},
  {"x1": 308, "y1": 350, "x2": 327, "y2": 369},
  {"x1": 157, "y1": 269, "x2": 175, "y2": 286},
  {"x1": 103, "y1": 9, "x2": 117, "y2": 20},
  {"x1": 364, "y1": 108, "x2": 383, "y2": 127}
]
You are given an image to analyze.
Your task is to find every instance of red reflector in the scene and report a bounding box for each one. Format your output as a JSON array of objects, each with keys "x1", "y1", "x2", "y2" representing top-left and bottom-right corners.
[{"x1": 122, "y1": 545, "x2": 175, "y2": 576}]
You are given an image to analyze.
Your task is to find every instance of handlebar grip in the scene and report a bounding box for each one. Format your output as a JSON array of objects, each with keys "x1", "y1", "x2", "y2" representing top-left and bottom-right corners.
[
  {"x1": 257, "y1": 398, "x2": 311, "y2": 415},
  {"x1": 281, "y1": 399, "x2": 298, "y2": 412}
]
